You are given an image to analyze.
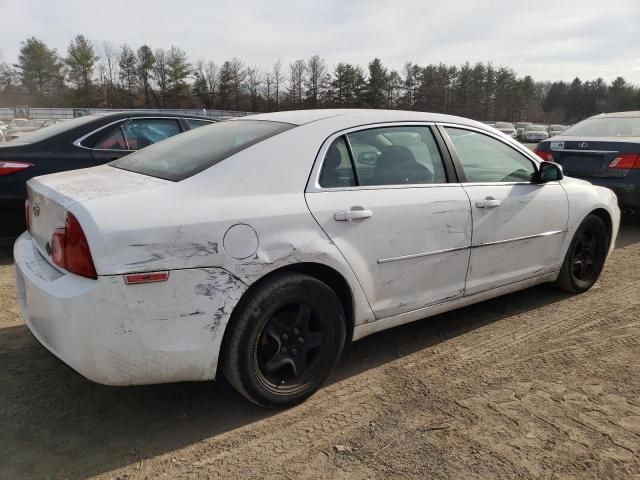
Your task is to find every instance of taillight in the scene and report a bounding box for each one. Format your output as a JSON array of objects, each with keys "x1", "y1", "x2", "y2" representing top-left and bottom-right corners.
[
  {"x1": 608, "y1": 154, "x2": 640, "y2": 169},
  {"x1": 0, "y1": 161, "x2": 33, "y2": 176},
  {"x1": 51, "y1": 228, "x2": 66, "y2": 267},
  {"x1": 534, "y1": 149, "x2": 554, "y2": 162},
  {"x1": 50, "y1": 213, "x2": 97, "y2": 279}
]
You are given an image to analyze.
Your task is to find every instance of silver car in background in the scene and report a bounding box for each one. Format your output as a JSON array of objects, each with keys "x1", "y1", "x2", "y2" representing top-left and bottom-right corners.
[
  {"x1": 515, "y1": 122, "x2": 532, "y2": 140},
  {"x1": 547, "y1": 124, "x2": 567, "y2": 137},
  {"x1": 494, "y1": 122, "x2": 517, "y2": 138},
  {"x1": 523, "y1": 124, "x2": 550, "y2": 142}
]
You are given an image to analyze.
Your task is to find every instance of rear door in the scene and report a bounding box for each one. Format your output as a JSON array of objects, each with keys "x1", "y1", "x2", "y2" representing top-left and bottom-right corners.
[
  {"x1": 441, "y1": 126, "x2": 568, "y2": 295},
  {"x1": 305, "y1": 124, "x2": 471, "y2": 319}
]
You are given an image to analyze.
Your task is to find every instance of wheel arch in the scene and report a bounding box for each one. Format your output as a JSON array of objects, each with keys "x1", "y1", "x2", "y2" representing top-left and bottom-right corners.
[
  {"x1": 218, "y1": 262, "x2": 355, "y2": 374},
  {"x1": 588, "y1": 207, "x2": 613, "y2": 249}
]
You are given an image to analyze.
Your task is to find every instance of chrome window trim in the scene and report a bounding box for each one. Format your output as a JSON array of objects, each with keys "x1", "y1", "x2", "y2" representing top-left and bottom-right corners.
[
  {"x1": 306, "y1": 121, "x2": 455, "y2": 193},
  {"x1": 72, "y1": 116, "x2": 186, "y2": 152},
  {"x1": 376, "y1": 229, "x2": 564, "y2": 264}
]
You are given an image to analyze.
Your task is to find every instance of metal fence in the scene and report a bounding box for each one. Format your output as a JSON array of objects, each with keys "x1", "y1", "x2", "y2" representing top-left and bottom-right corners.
[{"x1": 0, "y1": 107, "x2": 252, "y2": 121}]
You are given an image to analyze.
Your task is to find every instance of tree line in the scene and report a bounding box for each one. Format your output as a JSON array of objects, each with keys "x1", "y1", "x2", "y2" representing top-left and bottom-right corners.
[{"x1": 1, "y1": 35, "x2": 640, "y2": 123}]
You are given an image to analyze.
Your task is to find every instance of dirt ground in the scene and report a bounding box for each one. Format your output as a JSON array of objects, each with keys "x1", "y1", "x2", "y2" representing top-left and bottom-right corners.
[{"x1": 1, "y1": 218, "x2": 639, "y2": 480}]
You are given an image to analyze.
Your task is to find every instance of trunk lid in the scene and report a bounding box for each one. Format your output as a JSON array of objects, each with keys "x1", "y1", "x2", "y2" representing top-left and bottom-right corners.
[
  {"x1": 27, "y1": 165, "x2": 171, "y2": 258},
  {"x1": 549, "y1": 137, "x2": 640, "y2": 178}
]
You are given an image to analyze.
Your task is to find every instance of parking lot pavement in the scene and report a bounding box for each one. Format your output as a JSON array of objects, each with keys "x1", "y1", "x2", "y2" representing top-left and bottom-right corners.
[{"x1": 1, "y1": 221, "x2": 639, "y2": 479}]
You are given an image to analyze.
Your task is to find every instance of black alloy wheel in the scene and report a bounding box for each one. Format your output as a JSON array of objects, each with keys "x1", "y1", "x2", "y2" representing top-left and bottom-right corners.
[
  {"x1": 554, "y1": 214, "x2": 608, "y2": 293},
  {"x1": 222, "y1": 272, "x2": 346, "y2": 408}
]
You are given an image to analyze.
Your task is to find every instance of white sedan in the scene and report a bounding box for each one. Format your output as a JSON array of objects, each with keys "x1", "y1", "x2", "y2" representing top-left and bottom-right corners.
[{"x1": 15, "y1": 109, "x2": 620, "y2": 407}]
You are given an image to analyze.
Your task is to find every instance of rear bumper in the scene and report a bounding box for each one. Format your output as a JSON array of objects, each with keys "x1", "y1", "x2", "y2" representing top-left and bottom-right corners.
[{"x1": 14, "y1": 232, "x2": 247, "y2": 385}]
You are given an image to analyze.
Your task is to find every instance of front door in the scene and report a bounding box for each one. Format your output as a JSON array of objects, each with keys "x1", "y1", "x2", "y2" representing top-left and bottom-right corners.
[
  {"x1": 442, "y1": 126, "x2": 569, "y2": 295},
  {"x1": 306, "y1": 125, "x2": 472, "y2": 319}
]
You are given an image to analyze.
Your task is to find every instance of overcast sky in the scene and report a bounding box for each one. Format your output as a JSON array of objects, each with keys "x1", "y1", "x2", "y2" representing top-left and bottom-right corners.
[{"x1": 1, "y1": 0, "x2": 639, "y2": 83}]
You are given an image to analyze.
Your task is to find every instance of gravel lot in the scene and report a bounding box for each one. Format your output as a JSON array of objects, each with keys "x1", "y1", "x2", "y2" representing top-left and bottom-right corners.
[{"x1": 1, "y1": 218, "x2": 639, "y2": 480}]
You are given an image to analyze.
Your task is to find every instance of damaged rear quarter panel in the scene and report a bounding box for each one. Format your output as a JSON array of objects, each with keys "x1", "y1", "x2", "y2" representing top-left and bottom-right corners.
[{"x1": 117, "y1": 267, "x2": 247, "y2": 383}]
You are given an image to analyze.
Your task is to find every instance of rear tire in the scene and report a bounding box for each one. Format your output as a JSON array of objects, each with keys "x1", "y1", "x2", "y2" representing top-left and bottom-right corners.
[
  {"x1": 554, "y1": 214, "x2": 608, "y2": 293},
  {"x1": 222, "y1": 272, "x2": 346, "y2": 408}
]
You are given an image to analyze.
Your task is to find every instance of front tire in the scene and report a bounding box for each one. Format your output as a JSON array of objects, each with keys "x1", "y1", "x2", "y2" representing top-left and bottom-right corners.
[
  {"x1": 554, "y1": 214, "x2": 609, "y2": 293},
  {"x1": 222, "y1": 272, "x2": 346, "y2": 408}
]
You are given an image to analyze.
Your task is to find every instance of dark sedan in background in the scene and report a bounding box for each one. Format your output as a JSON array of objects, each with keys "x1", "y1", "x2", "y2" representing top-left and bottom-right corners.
[
  {"x1": 535, "y1": 111, "x2": 640, "y2": 214},
  {"x1": 0, "y1": 112, "x2": 215, "y2": 237}
]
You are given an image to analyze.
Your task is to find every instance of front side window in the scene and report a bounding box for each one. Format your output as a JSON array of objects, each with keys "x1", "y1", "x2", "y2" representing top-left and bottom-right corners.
[
  {"x1": 444, "y1": 128, "x2": 536, "y2": 183},
  {"x1": 121, "y1": 118, "x2": 182, "y2": 150}
]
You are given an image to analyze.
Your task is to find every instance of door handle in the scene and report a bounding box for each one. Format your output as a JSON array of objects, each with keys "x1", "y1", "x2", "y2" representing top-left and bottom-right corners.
[
  {"x1": 334, "y1": 207, "x2": 373, "y2": 221},
  {"x1": 476, "y1": 197, "x2": 501, "y2": 208}
]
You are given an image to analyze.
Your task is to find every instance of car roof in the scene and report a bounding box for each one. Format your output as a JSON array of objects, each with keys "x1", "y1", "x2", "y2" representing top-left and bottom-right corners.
[
  {"x1": 593, "y1": 111, "x2": 640, "y2": 118},
  {"x1": 81, "y1": 111, "x2": 214, "y2": 121},
  {"x1": 243, "y1": 108, "x2": 490, "y2": 129}
]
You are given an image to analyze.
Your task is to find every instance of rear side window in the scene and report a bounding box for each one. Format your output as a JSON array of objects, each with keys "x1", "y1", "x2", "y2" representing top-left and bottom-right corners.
[
  {"x1": 94, "y1": 124, "x2": 127, "y2": 150},
  {"x1": 112, "y1": 120, "x2": 294, "y2": 181},
  {"x1": 319, "y1": 137, "x2": 356, "y2": 188}
]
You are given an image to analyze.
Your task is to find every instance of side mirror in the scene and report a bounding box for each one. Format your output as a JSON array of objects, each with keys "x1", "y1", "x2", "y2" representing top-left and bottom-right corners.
[{"x1": 536, "y1": 161, "x2": 563, "y2": 183}]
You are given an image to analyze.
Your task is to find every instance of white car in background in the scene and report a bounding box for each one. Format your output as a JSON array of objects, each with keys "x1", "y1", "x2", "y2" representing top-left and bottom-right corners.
[
  {"x1": 523, "y1": 124, "x2": 550, "y2": 142},
  {"x1": 15, "y1": 109, "x2": 619, "y2": 407},
  {"x1": 494, "y1": 121, "x2": 518, "y2": 138},
  {"x1": 4, "y1": 118, "x2": 48, "y2": 142},
  {"x1": 547, "y1": 124, "x2": 567, "y2": 137}
]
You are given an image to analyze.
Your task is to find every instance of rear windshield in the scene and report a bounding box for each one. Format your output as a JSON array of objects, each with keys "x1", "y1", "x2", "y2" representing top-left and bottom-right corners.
[
  {"x1": 495, "y1": 122, "x2": 513, "y2": 129},
  {"x1": 111, "y1": 120, "x2": 294, "y2": 181},
  {"x1": 561, "y1": 117, "x2": 640, "y2": 137}
]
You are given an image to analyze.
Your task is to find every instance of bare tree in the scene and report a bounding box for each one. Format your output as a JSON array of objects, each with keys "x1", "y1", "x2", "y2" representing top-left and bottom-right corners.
[
  {"x1": 305, "y1": 55, "x2": 327, "y2": 107},
  {"x1": 246, "y1": 65, "x2": 262, "y2": 112},
  {"x1": 101, "y1": 41, "x2": 117, "y2": 105},
  {"x1": 153, "y1": 48, "x2": 168, "y2": 107},
  {"x1": 272, "y1": 59, "x2": 284, "y2": 110},
  {"x1": 264, "y1": 71, "x2": 273, "y2": 111},
  {"x1": 205, "y1": 61, "x2": 218, "y2": 107},
  {"x1": 228, "y1": 57, "x2": 246, "y2": 110},
  {"x1": 289, "y1": 59, "x2": 306, "y2": 107}
]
